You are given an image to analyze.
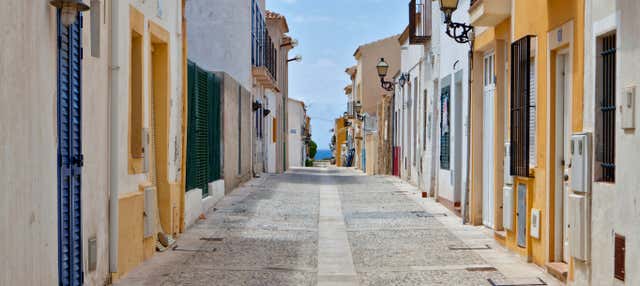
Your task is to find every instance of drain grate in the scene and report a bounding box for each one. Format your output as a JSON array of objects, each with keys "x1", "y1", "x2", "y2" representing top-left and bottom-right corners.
[
  {"x1": 465, "y1": 266, "x2": 497, "y2": 272},
  {"x1": 487, "y1": 278, "x2": 547, "y2": 286},
  {"x1": 448, "y1": 244, "x2": 492, "y2": 250},
  {"x1": 200, "y1": 237, "x2": 224, "y2": 242},
  {"x1": 173, "y1": 247, "x2": 217, "y2": 253}
]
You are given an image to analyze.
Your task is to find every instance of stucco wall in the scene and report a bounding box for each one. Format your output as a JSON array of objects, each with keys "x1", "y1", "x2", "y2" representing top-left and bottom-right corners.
[
  {"x1": 112, "y1": 0, "x2": 185, "y2": 278},
  {"x1": 287, "y1": 99, "x2": 306, "y2": 167},
  {"x1": 217, "y1": 72, "x2": 253, "y2": 194},
  {"x1": 0, "y1": 2, "x2": 110, "y2": 285},
  {"x1": 356, "y1": 35, "x2": 401, "y2": 116},
  {"x1": 577, "y1": 0, "x2": 640, "y2": 285},
  {"x1": 186, "y1": 0, "x2": 252, "y2": 91},
  {"x1": 435, "y1": 0, "x2": 470, "y2": 209}
]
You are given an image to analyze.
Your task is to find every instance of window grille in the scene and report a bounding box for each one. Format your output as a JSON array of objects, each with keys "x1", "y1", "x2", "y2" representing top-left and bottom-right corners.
[
  {"x1": 597, "y1": 33, "x2": 616, "y2": 182},
  {"x1": 510, "y1": 36, "x2": 533, "y2": 177}
]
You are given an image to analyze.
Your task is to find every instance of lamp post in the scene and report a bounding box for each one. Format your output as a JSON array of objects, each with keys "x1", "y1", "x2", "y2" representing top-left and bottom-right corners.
[
  {"x1": 438, "y1": 0, "x2": 474, "y2": 44},
  {"x1": 49, "y1": 0, "x2": 90, "y2": 27}
]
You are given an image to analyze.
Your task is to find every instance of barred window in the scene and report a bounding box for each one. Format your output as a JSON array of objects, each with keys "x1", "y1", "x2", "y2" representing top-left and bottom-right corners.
[
  {"x1": 595, "y1": 33, "x2": 616, "y2": 182},
  {"x1": 510, "y1": 36, "x2": 535, "y2": 177}
]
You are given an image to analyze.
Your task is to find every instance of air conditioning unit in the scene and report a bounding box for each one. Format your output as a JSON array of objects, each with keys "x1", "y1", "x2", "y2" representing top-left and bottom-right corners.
[
  {"x1": 143, "y1": 186, "x2": 157, "y2": 238},
  {"x1": 569, "y1": 193, "x2": 589, "y2": 261},
  {"x1": 503, "y1": 186, "x2": 514, "y2": 230},
  {"x1": 570, "y1": 133, "x2": 592, "y2": 193},
  {"x1": 504, "y1": 142, "x2": 513, "y2": 185}
]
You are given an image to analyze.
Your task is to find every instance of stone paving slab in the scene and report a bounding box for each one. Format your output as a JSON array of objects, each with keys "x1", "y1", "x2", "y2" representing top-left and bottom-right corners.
[{"x1": 358, "y1": 269, "x2": 505, "y2": 286}]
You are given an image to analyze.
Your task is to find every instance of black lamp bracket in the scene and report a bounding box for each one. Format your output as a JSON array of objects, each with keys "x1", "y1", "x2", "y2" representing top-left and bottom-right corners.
[{"x1": 445, "y1": 20, "x2": 474, "y2": 44}]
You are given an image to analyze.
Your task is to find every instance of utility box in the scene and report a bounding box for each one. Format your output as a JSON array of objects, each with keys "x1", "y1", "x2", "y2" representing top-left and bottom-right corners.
[
  {"x1": 143, "y1": 186, "x2": 157, "y2": 238},
  {"x1": 503, "y1": 186, "x2": 514, "y2": 230},
  {"x1": 569, "y1": 194, "x2": 589, "y2": 261},
  {"x1": 530, "y1": 209, "x2": 541, "y2": 239},
  {"x1": 504, "y1": 142, "x2": 513, "y2": 185},
  {"x1": 570, "y1": 133, "x2": 592, "y2": 193},
  {"x1": 622, "y1": 86, "x2": 636, "y2": 130}
]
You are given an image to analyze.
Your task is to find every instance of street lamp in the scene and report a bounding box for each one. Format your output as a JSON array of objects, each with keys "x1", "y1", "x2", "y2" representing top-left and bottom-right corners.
[
  {"x1": 376, "y1": 58, "x2": 396, "y2": 91},
  {"x1": 438, "y1": 0, "x2": 474, "y2": 44},
  {"x1": 377, "y1": 58, "x2": 410, "y2": 92},
  {"x1": 287, "y1": 54, "x2": 303, "y2": 63},
  {"x1": 50, "y1": 0, "x2": 90, "y2": 27}
]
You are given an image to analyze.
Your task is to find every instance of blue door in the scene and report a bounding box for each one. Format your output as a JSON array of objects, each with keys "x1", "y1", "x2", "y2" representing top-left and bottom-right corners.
[{"x1": 57, "y1": 11, "x2": 84, "y2": 286}]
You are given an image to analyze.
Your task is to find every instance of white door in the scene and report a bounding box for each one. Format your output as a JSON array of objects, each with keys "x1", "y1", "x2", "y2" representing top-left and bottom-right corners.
[
  {"x1": 555, "y1": 53, "x2": 572, "y2": 262},
  {"x1": 482, "y1": 52, "x2": 496, "y2": 228}
]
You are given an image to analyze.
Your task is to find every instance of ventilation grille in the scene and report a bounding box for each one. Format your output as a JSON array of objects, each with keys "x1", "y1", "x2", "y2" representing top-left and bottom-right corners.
[{"x1": 614, "y1": 234, "x2": 625, "y2": 281}]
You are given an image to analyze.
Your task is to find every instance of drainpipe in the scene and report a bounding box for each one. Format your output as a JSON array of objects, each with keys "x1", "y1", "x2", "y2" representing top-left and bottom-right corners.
[
  {"x1": 108, "y1": 0, "x2": 120, "y2": 274},
  {"x1": 462, "y1": 39, "x2": 474, "y2": 224}
]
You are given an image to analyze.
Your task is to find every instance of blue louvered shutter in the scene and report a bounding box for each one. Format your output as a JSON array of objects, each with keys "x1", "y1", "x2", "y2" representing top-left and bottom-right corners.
[{"x1": 57, "y1": 11, "x2": 84, "y2": 286}]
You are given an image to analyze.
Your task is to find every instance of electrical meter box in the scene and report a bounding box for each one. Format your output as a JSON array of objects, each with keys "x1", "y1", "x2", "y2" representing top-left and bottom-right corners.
[{"x1": 570, "y1": 133, "x2": 592, "y2": 193}]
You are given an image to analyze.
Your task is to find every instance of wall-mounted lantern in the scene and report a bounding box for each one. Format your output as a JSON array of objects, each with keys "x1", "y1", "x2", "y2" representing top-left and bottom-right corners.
[
  {"x1": 50, "y1": 0, "x2": 90, "y2": 27},
  {"x1": 438, "y1": 0, "x2": 474, "y2": 44},
  {"x1": 377, "y1": 58, "x2": 410, "y2": 92}
]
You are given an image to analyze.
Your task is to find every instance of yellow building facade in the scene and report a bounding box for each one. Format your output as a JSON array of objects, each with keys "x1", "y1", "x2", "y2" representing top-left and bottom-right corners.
[{"x1": 469, "y1": 0, "x2": 584, "y2": 280}]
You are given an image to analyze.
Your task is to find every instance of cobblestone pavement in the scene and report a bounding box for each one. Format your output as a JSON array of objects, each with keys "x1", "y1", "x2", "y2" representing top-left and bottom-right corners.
[{"x1": 116, "y1": 167, "x2": 561, "y2": 286}]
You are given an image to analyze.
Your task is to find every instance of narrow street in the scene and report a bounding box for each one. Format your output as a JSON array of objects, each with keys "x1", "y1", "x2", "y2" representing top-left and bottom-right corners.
[{"x1": 116, "y1": 167, "x2": 559, "y2": 286}]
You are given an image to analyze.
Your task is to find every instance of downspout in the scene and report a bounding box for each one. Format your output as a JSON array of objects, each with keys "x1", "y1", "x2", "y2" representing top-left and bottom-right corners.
[
  {"x1": 463, "y1": 37, "x2": 474, "y2": 224},
  {"x1": 108, "y1": 0, "x2": 120, "y2": 274}
]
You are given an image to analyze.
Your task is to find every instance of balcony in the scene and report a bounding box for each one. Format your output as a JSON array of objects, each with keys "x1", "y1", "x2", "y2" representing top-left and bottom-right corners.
[
  {"x1": 469, "y1": 0, "x2": 511, "y2": 27},
  {"x1": 252, "y1": 2, "x2": 278, "y2": 90},
  {"x1": 409, "y1": 0, "x2": 431, "y2": 44}
]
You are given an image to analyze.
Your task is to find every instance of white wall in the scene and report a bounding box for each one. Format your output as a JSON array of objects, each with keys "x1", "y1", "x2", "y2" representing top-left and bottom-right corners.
[
  {"x1": 186, "y1": 0, "x2": 252, "y2": 90},
  {"x1": 576, "y1": 1, "x2": 640, "y2": 285},
  {"x1": 265, "y1": 91, "x2": 278, "y2": 172},
  {"x1": 436, "y1": 0, "x2": 471, "y2": 205},
  {"x1": 114, "y1": 0, "x2": 184, "y2": 196},
  {"x1": 0, "y1": 3, "x2": 110, "y2": 285},
  {"x1": 287, "y1": 99, "x2": 306, "y2": 167}
]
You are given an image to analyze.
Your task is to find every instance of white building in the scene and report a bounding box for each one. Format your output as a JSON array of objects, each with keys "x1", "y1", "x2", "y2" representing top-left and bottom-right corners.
[
  {"x1": 434, "y1": 0, "x2": 471, "y2": 216},
  {"x1": 287, "y1": 98, "x2": 308, "y2": 167},
  {"x1": 574, "y1": 0, "x2": 640, "y2": 284}
]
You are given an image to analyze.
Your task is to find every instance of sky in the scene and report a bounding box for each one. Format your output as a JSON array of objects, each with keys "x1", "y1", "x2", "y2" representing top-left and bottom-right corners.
[{"x1": 266, "y1": 0, "x2": 408, "y2": 151}]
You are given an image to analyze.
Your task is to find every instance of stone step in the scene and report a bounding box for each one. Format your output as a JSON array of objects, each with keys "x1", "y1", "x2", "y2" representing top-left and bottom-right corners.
[{"x1": 546, "y1": 262, "x2": 568, "y2": 282}]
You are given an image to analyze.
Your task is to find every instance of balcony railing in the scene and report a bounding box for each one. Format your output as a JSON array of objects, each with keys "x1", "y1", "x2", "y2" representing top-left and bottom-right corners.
[
  {"x1": 409, "y1": 0, "x2": 431, "y2": 44},
  {"x1": 252, "y1": 0, "x2": 277, "y2": 82}
]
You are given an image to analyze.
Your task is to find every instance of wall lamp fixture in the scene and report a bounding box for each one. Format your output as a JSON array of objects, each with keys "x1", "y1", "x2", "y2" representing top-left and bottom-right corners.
[
  {"x1": 287, "y1": 55, "x2": 303, "y2": 63},
  {"x1": 376, "y1": 58, "x2": 409, "y2": 92},
  {"x1": 439, "y1": 0, "x2": 474, "y2": 44},
  {"x1": 49, "y1": 0, "x2": 90, "y2": 27}
]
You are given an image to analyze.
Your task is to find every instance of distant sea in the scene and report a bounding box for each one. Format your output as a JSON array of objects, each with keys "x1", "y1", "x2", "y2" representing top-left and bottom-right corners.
[{"x1": 314, "y1": 149, "x2": 333, "y2": 160}]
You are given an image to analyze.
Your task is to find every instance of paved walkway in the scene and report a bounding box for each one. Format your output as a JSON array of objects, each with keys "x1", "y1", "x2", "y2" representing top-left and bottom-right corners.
[{"x1": 116, "y1": 167, "x2": 561, "y2": 286}]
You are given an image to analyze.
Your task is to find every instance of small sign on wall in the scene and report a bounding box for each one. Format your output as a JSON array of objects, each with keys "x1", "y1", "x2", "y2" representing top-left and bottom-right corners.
[{"x1": 290, "y1": 129, "x2": 297, "y2": 134}]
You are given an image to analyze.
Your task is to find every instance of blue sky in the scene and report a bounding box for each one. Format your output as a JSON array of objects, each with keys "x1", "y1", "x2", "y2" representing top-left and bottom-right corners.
[{"x1": 266, "y1": 0, "x2": 408, "y2": 151}]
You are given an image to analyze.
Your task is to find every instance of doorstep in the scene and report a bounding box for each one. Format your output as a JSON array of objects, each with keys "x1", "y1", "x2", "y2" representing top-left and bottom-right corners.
[{"x1": 545, "y1": 262, "x2": 568, "y2": 282}]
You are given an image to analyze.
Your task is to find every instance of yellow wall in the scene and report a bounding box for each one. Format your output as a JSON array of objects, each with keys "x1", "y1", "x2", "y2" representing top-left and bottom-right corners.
[
  {"x1": 511, "y1": 0, "x2": 584, "y2": 267},
  {"x1": 334, "y1": 118, "x2": 347, "y2": 166},
  {"x1": 470, "y1": 0, "x2": 585, "y2": 269}
]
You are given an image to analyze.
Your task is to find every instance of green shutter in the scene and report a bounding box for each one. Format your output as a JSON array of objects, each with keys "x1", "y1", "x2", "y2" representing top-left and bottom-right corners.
[
  {"x1": 186, "y1": 61, "x2": 210, "y2": 195},
  {"x1": 186, "y1": 61, "x2": 222, "y2": 197},
  {"x1": 208, "y1": 73, "x2": 221, "y2": 182}
]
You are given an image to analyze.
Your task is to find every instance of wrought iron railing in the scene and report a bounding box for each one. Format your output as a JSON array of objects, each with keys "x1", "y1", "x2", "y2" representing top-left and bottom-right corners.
[
  {"x1": 598, "y1": 33, "x2": 616, "y2": 182},
  {"x1": 251, "y1": 0, "x2": 277, "y2": 81}
]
